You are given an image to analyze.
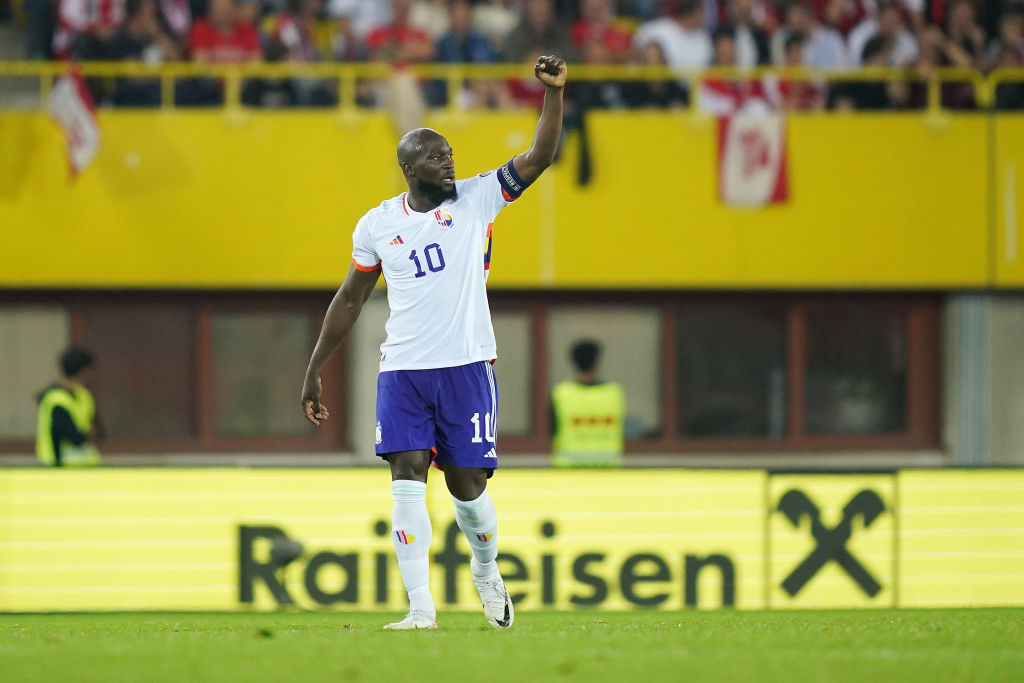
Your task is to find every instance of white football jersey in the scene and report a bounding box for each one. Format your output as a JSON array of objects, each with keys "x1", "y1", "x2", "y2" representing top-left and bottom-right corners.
[{"x1": 351, "y1": 162, "x2": 528, "y2": 372}]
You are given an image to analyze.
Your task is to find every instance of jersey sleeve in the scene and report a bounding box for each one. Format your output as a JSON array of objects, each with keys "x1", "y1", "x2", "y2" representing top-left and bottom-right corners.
[
  {"x1": 350, "y1": 215, "x2": 381, "y2": 272},
  {"x1": 464, "y1": 158, "x2": 533, "y2": 223}
]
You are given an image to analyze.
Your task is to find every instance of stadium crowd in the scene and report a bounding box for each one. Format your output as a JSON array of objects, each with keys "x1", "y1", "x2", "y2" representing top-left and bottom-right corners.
[{"x1": 6, "y1": 0, "x2": 1024, "y2": 109}]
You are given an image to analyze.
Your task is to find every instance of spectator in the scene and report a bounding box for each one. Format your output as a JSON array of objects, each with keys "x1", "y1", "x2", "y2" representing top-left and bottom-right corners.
[
  {"x1": 265, "y1": 0, "x2": 323, "y2": 63},
  {"x1": 699, "y1": 26, "x2": 769, "y2": 115},
  {"x1": 916, "y1": 22, "x2": 977, "y2": 72},
  {"x1": 623, "y1": 0, "x2": 660, "y2": 22},
  {"x1": 771, "y1": 32, "x2": 825, "y2": 110},
  {"x1": 362, "y1": 0, "x2": 435, "y2": 125},
  {"x1": 848, "y1": 2, "x2": 918, "y2": 66},
  {"x1": 264, "y1": 0, "x2": 337, "y2": 107},
  {"x1": 409, "y1": 0, "x2": 450, "y2": 41},
  {"x1": 365, "y1": 0, "x2": 435, "y2": 64},
  {"x1": 569, "y1": 0, "x2": 633, "y2": 64},
  {"x1": 188, "y1": 0, "x2": 261, "y2": 62},
  {"x1": 571, "y1": 35, "x2": 630, "y2": 109},
  {"x1": 808, "y1": 0, "x2": 870, "y2": 37},
  {"x1": 181, "y1": 0, "x2": 261, "y2": 106},
  {"x1": 632, "y1": 0, "x2": 712, "y2": 70},
  {"x1": 325, "y1": 0, "x2": 390, "y2": 42},
  {"x1": 108, "y1": 0, "x2": 184, "y2": 106},
  {"x1": 502, "y1": 0, "x2": 574, "y2": 62},
  {"x1": 624, "y1": 41, "x2": 689, "y2": 108},
  {"x1": 700, "y1": 0, "x2": 720, "y2": 32},
  {"x1": 501, "y1": 0, "x2": 573, "y2": 110},
  {"x1": 723, "y1": 0, "x2": 780, "y2": 33},
  {"x1": 437, "y1": 0, "x2": 498, "y2": 63},
  {"x1": 325, "y1": 2, "x2": 363, "y2": 60},
  {"x1": 155, "y1": 0, "x2": 192, "y2": 49},
  {"x1": 813, "y1": 0, "x2": 924, "y2": 36},
  {"x1": 832, "y1": 35, "x2": 910, "y2": 110},
  {"x1": 36, "y1": 348, "x2": 102, "y2": 468},
  {"x1": 506, "y1": 54, "x2": 551, "y2": 109},
  {"x1": 915, "y1": 23, "x2": 977, "y2": 108},
  {"x1": 985, "y1": 10, "x2": 1024, "y2": 71},
  {"x1": 53, "y1": 0, "x2": 126, "y2": 59},
  {"x1": 471, "y1": 0, "x2": 520, "y2": 56},
  {"x1": 236, "y1": 0, "x2": 261, "y2": 35},
  {"x1": 771, "y1": 1, "x2": 848, "y2": 70},
  {"x1": 550, "y1": 340, "x2": 626, "y2": 468},
  {"x1": 25, "y1": 0, "x2": 56, "y2": 58},
  {"x1": 993, "y1": 43, "x2": 1024, "y2": 109},
  {"x1": 437, "y1": 0, "x2": 505, "y2": 108},
  {"x1": 945, "y1": 0, "x2": 986, "y2": 68},
  {"x1": 726, "y1": 0, "x2": 773, "y2": 67}
]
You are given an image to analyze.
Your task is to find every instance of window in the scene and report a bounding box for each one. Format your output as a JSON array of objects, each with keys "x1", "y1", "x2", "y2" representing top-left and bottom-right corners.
[
  {"x1": 676, "y1": 304, "x2": 787, "y2": 439},
  {"x1": 81, "y1": 302, "x2": 196, "y2": 440},
  {"x1": 804, "y1": 306, "x2": 907, "y2": 435},
  {"x1": 211, "y1": 311, "x2": 316, "y2": 437}
]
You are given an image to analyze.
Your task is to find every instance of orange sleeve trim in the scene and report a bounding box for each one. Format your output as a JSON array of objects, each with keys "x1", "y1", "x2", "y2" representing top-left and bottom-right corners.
[{"x1": 351, "y1": 258, "x2": 381, "y2": 272}]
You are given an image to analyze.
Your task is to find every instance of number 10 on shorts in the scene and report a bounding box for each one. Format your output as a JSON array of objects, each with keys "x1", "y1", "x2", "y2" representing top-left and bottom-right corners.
[{"x1": 470, "y1": 412, "x2": 495, "y2": 443}]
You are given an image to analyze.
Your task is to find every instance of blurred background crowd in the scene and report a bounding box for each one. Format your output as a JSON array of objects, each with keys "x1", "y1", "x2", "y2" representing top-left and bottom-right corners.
[{"x1": 1, "y1": 0, "x2": 1022, "y2": 109}]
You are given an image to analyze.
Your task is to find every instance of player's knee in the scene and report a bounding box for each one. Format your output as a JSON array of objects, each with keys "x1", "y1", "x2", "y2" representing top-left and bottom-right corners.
[
  {"x1": 387, "y1": 450, "x2": 432, "y2": 481},
  {"x1": 445, "y1": 468, "x2": 487, "y2": 501}
]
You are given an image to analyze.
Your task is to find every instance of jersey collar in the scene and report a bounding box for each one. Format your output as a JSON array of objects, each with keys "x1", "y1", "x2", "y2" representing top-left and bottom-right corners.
[{"x1": 402, "y1": 191, "x2": 455, "y2": 216}]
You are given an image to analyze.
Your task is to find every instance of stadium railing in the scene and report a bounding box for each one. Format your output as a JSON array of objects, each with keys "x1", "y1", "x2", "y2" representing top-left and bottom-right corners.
[{"x1": 1, "y1": 61, "x2": 1021, "y2": 113}]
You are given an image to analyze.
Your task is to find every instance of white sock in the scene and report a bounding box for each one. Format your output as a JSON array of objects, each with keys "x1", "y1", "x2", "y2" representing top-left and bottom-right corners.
[
  {"x1": 392, "y1": 480, "x2": 435, "y2": 617},
  {"x1": 453, "y1": 489, "x2": 499, "y2": 578}
]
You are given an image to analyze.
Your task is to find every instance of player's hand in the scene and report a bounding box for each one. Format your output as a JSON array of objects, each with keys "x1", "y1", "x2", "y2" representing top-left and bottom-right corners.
[
  {"x1": 534, "y1": 55, "x2": 567, "y2": 89},
  {"x1": 301, "y1": 374, "x2": 329, "y2": 426}
]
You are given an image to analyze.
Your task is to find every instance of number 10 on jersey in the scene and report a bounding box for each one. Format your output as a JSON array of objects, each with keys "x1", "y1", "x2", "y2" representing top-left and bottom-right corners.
[
  {"x1": 470, "y1": 412, "x2": 495, "y2": 443},
  {"x1": 409, "y1": 243, "x2": 446, "y2": 278}
]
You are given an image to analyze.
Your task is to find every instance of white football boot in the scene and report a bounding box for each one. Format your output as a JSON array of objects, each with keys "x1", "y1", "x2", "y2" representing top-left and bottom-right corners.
[
  {"x1": 471, "y1": 558, "x2": 514, "y2": 628},
  {"x1": 383, "y1": 610, "x2": 437, "y2": 630}
]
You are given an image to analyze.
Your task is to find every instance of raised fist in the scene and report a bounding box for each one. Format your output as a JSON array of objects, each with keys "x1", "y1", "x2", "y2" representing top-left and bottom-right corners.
[{"x1": 534, "y1": 55, "x2": 567, "y2": 89}]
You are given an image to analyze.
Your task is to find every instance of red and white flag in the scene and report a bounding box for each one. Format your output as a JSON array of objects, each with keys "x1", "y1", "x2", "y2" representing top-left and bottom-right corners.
[
  {"x1": 49, "y1": 65, "x2": 100, "y2": 178},
  {"x1": 717, "y1": 114, "x2": 789, "y2": 207}
]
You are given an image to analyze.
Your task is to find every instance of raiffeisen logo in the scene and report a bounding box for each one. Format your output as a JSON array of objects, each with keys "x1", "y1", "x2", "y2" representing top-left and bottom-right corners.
[{"x1": 237, "y1": 521, "x2": 737, "y2": 610}]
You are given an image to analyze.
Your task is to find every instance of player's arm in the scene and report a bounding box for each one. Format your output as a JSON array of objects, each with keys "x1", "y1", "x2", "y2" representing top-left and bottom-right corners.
[
  {"x1": 511, "y1": 55, "x2": 567, "y2": 187},
  {"x1": 301, "y1": 264, "x2": 381, "y2": 426}
]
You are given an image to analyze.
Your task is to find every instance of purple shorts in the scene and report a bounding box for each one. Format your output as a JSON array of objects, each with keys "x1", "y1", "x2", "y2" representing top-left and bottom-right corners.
[{"x1": 375, "y1": 361, "x2": 498, "y2": 472}]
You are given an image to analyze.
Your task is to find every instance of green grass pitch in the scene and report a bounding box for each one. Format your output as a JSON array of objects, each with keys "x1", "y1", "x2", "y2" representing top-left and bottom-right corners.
[{"x1": 1, "y1": 609, "x2": 1021, "y2": 682}]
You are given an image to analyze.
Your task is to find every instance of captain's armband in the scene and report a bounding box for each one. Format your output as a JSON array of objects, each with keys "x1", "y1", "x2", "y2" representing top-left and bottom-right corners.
[{"x1": 497, "y1": 158, "x2": 531, "y2": 202}]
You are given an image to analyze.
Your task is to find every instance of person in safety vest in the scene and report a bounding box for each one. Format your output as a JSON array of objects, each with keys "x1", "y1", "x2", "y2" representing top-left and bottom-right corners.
[
  {"x1": 551, "y1": 339, "x2": 625, "y2": 467},
  {"x1": 36, "y1": 348, "x2": 102, "y2": 467}
]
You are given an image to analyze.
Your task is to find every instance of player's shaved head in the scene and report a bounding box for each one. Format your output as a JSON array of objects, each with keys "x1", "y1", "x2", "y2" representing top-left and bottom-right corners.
[
  {"x1": 397, "y1": 127, "x2": 456, "y2": 206},
  {"x1": 397, "y1": 128, "x2": 446, "y2": 168}
]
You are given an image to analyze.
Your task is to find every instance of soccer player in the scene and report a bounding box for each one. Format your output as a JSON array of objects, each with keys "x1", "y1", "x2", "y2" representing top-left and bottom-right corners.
[{"x1": 300, "y1": 55, "x2": 567, "y2": 630}]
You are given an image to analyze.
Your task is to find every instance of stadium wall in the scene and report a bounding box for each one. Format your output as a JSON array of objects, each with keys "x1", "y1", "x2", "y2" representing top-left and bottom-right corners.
[
  {"x1": 1, "y1": 110, "x2": 1020, "y2": 289},
  {"x1": 1, "y1": 468, "x2": 1021, "y2": 612}
]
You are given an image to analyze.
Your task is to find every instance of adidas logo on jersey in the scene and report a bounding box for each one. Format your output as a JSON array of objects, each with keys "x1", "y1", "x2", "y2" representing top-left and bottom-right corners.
[
  {"x1": 484, "y1": 448, "x2": 497, "y2": 459},
  {"x1": 389, "y1": 235, "x2": 405, "y2": 246}
]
